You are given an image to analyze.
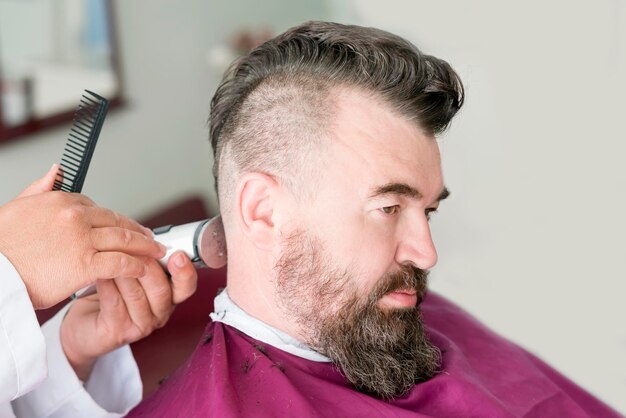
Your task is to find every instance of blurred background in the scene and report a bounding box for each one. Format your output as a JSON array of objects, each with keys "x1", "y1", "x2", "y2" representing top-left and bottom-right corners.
[{"x1": 0, "y1": 0, "x2": 624, "y2": 413}]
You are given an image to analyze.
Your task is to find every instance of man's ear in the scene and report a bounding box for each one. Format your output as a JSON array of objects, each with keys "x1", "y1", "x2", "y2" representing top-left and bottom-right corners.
[{"x1": 235, "y1": 172, "x2": 279, "y2": 251}]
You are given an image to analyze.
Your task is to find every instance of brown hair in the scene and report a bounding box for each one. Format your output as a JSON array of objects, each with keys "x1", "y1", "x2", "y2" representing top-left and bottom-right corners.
[{"x1": 209, "y1": 21, "x2": 464, "y2": 208}]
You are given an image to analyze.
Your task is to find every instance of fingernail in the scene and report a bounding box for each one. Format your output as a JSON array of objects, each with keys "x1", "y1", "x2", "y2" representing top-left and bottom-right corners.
[
  {"x1": 142, "y1": 226, "x2": 154, "y2": 237},
  {"x1": 174, "y1": 253, "x2": 186, "y2": 268},
  {"x1": 158, "y1": 242, "x2": 167, "y2": 255}
]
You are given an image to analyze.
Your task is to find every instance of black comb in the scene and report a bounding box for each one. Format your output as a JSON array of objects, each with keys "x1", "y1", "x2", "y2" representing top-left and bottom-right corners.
[{"x1": 53, "y1": 90, "x2": 108, "y2": 193}]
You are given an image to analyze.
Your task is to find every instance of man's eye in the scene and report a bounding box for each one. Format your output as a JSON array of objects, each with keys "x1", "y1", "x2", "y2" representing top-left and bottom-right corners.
[
  {"x1": 426, "y1": 208, "x2": 438, "y2": 220},
  {"x1": 380, "y1": 205, "x2": 400, "y2": 215}
]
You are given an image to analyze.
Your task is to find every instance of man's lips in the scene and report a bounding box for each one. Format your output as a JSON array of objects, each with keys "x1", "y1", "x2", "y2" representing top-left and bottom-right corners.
[{"x1": 380, "y1": 289, "x2": 419, "y2": 308}]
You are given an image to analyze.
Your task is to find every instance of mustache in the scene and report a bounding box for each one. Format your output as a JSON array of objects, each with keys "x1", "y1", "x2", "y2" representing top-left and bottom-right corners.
[{"x1": 370, "y1": 265, "x2": 429, "y2": 305}]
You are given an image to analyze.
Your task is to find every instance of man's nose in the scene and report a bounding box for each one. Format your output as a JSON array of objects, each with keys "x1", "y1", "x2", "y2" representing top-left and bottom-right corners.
[{"x1": 395, "y1": 213, "x2": 438, "y2": 270}]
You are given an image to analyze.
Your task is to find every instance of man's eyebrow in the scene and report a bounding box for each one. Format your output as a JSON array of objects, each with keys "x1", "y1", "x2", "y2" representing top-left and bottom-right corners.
[
  {"x1": 370, "y1": 183, "x2": 451, "y2": 203},
  {"x1": 438, "y1": 187, "x2": 450, "y2": 202}
]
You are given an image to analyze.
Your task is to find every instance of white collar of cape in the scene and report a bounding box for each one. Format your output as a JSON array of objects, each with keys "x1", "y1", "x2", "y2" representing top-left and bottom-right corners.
[{"x1": 210, "y1": 289, "x2": 331, "y2": 362}]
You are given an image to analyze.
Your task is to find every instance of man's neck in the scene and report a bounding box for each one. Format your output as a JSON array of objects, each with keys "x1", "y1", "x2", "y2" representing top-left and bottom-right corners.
[
  {"x1": 210, "y1": 289, "x2": 330, "y2": 362},
  {"x1": 226, "y1": 263, "x2": 307, "y2": 342}
]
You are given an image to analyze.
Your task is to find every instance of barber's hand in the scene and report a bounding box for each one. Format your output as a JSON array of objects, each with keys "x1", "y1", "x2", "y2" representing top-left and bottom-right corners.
[
  {"x1": 0, "y1": 165, "x2": 166, "y2": 308},
  {"x1": 60, "y1": 252, "x2": 198, "y2": 381}
]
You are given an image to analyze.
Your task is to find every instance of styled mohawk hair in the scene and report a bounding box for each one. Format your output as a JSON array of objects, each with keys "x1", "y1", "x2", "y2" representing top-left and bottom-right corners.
[{"x1": 209, "y1": 21, "x2": 464, "y2": 208}]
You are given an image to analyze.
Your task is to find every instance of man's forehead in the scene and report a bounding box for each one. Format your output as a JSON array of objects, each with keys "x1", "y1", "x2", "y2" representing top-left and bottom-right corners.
[
  {"x1": 325, "y1": 88, "x2": 444, "y2": 200},
  {"x1": 329, "y1": 87, "x2": 437, "y2": 153}
]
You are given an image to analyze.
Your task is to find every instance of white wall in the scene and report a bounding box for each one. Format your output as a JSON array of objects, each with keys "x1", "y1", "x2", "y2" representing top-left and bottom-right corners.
[
  {"x1": 0, "y1": 0, "x2": 330, "y2": 220},
  {"x1": 336, "y1": 0, "x2": 626, "y2": 413}
]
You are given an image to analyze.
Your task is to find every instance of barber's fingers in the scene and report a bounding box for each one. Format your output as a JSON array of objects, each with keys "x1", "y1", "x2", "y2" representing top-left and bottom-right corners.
[
  {"x1": 17, "y1": 164, "x2": 60, "y2": 198},
  {"x1": 167, "y1": 252, "x2": 198, "y2": 304},
  {"x1": 96, "y1": 279, "x2": 130, "y2": 327},
  {"x1": 136, "y1": 260, "x2": 175, "y2": 325},
  {"x1": 90, "y1": 251, "x2": 147, "y2": 280},
  {"x1": 114, "y1": 275, "x2": 158, "y2": 335},
  {"x1": 91, "y1": 227, "x2": 166, "y2": 259},
  {"x1": 84, "y1": 206, "x2": 152, "y2": 237}
]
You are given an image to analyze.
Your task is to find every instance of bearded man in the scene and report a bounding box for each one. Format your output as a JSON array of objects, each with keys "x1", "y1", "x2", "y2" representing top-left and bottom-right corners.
[{"x1": 128, "y1": 21, "x2": 621, "y2": 417}]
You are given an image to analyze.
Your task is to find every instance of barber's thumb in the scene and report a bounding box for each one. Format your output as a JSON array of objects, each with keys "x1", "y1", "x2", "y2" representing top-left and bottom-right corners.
[
  {"x1": 169, "y1": 252, "x2": 198, "y2": 304},
  {"x1": 17, "y1": 164, "x2": 60, "y2": 198},
  {"x1": 169, "y1": 252, "x2": 191, "y2": 272}
]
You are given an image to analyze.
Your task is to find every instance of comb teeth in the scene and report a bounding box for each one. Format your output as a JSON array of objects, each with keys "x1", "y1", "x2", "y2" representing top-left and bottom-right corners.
[{"x1": 53, "y1": 90, "x2": 109, "y2": 193}]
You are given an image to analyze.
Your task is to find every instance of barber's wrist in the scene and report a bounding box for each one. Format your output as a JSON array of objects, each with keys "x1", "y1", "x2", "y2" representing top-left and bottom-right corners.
[
  {"x1": 0, "y1": 239, "x2": 40, "y2": 307},
  {"x1": 60, "y1": 315, "x2": 96, "y2": 382}
]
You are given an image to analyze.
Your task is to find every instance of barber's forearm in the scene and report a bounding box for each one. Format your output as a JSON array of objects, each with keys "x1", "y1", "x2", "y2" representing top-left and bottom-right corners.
[
  {"x1": 12, "y1": 303, "x2": 142, "y2": 417},
  {"x1": 0, "y1": 253, "x2": 47, "y2": 403}
]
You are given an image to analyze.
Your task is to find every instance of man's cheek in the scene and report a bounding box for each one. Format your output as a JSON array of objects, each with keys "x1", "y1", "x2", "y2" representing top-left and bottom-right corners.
[
  {"x1": 352, "y1": 244, "x2": 397, "y2": 284},
  {"x1": 345, "y1": 268, "x2": 380, "y2": 302}
]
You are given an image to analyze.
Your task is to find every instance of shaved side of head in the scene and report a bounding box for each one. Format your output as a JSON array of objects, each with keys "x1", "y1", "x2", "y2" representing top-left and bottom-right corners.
[{"x1": 215, "y1": 74, "x2": 334, "y2": 220}]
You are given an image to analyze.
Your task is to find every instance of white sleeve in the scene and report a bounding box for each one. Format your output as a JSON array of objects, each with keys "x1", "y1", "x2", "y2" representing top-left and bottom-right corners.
[
  {"x1": 0, "y1": 252, "x2": 47, "y2": 404},
  {"x1": 11, "y1": 303, "x2": 143, "y2": 418}
]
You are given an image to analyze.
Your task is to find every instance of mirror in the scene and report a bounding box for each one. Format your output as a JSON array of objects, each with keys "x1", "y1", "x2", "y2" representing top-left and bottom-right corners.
[{"x1": 0, "y1": 0, "x2": 122, "y2": 144}]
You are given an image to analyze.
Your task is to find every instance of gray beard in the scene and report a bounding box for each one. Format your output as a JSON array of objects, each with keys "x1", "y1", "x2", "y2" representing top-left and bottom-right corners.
[{"x1": 275, "y1": 230, "x2": 441, "y2": 399}]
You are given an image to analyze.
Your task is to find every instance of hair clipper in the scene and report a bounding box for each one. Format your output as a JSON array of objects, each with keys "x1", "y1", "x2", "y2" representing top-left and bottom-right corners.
[
  {"x1": 74, "y1": 216, "x2": 225, "y2": 299},
  {"x1": 154, "y1": 216, "x2": 226, "y2": 269}
]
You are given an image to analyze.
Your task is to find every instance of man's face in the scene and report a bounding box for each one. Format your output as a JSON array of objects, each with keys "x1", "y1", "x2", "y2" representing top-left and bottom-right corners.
[{"x1": 274, "y1": 88, "x2": 447, "y2": 398}]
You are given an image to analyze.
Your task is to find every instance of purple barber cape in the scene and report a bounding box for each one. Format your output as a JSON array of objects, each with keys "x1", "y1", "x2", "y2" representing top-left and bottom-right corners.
[{"x1": 128, "y1": 292, "x2": 621, "y2": 418}]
